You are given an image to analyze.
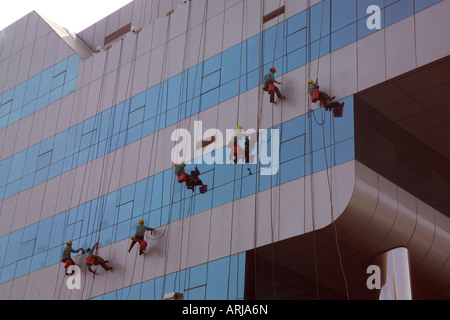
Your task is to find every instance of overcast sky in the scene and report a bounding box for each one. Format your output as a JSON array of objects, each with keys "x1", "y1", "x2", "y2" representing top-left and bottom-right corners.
[{"x1": 0, "y1": 0, "x2": 133, "y2": 33}]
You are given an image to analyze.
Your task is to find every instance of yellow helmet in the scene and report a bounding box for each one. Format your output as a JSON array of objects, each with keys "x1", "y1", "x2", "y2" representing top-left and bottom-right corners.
[
  {"x1": 67, "y1": 241, "x2": 72, "y2": 245},
  {"x1": 173, "y1": 162, "x2": 178, "y2": 167},
  {"x1": 307, "y1": 79, "x2": 313, "y2": 84},
  {"x1": 138, "y1": 219, "x2": 144, "y2": 224},
  {"x1": 236, "y1": 126, "x2": 243, "y2": 130}
]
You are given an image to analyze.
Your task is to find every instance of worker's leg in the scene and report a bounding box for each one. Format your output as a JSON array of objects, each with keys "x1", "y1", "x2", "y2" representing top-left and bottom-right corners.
[
  {"x1": 270, "y1": 92, "x2": 275, "y2": 103},
  {"x1": 274, "y1": 86, "x2": 284, "y2": 99},
  {"x1": 98, "y1": 258, "x2": 112, "y2": 271},
  {"x1": 128, "y1": 240, "x2": 137, "y2": 252}
]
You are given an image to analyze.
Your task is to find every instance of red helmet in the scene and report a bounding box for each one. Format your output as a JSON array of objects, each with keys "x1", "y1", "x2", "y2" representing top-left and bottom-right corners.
[{"x1": 270, "y1": 67, "x2": 276, "y2": 72}]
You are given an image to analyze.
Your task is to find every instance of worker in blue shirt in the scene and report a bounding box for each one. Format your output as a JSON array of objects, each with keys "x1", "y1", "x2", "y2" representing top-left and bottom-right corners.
[
  {"x1": 128, "y1": 220, "x2": 154, "y2": 254},
  {"x1": 263, "y1": 67, "x2": 285, "y2": 103},
  {"x1": 61, "y1": 241, "x2": 84, "y2": 275}
]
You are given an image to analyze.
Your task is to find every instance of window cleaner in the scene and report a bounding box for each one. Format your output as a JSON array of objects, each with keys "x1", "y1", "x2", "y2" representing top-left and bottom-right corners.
[
  {"x1": 85, "y1": 241, "x2": 112, "y2": 277},
  {"x1": 174, "y1": 163, "x2": 208, "y2": 194},
  {"x1": 61, "y1": 241, "x2": 84, "y2": 275},
  {"x1": 128, "y1": 220, "x2": 155, "y2": 255},
  {"x1": 263, "y1": 67, "x2": 286, "y2": 104},
  {"x1": 307, "y1": 79, "x2": 344, "y2": 117}
]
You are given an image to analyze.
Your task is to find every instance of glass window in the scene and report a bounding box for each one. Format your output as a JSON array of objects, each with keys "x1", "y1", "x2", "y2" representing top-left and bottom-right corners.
[
  {"x1": 287, "y1": 10, "x2": 307, "y2": 36},
  {"x1": 206, "y1": 257, "x2": 230, "y2": 300},
  {"x1": 185, "y1": 286, "x2": 206, "y2": 300},
  {"x1": 66, "y1": 55, "x2": 80, "y2": 81},
  {"x1": 140, "y1": 279, "x2": 156, "y2": 300},
  {"x1": 0, "y1": 263, "x2": 17, "y2": 283},
  {"x1": 8, "y1": 151, "x2": 26, "y2": 183},
  {"x1": 310, "y1": 0, "x2": 331, "y2": 42},
  {"x1": 48, "y1": 86, "x2": 63, "y2": 104},
  {"x1": 0, "y1": 99, "x2": 12, "y2": 118},
  {"x1": 384, "y1": 0, "x2": 413, "y2": 27},
  {"x1": 287, "y1": 28, "x2": 307, "y2": 54},
  {"x1": 245, "y1": 34, "x2": 261, "y2": 73},
  {"x1": 15, "y1": 257, "x2": 32, "y2": 278},
  {"x1": 127, "y1": 283, "x2": 142, "y2": 300},
  {"x1": 212, "y1": 182, "x2": 234, "y2": 208},
  {"x1": 167, "y1": 74, "x2": 183, "y2": 110},
  {"x1": 4, "y1": 229, "x2": 23, "y2": 265},
  {"x1": 221, "y1": 45, "x2": 242, "y2": 84},
  {"x1": 115, "y1": 219, "x2": 132, "y2": 242},
  {"x1": 24, "y1": 74, "x2": 41, "y2": 104},
  {"x1": 201, "y1": 70, "x2": 221, "y2": 94},
  {"x1": 51, "y1": 71, "x2": 66, "y2": 91},
  {"x1": 262, "y1": 22, "x2": 285, "y2": 65},
  {"x1": 280, "y1": 156, "x2": 305, "y2": 184},
  {"x1": 331, "y1": 0, "x2": 356, "y2": 32},
  {"x1": 414, "y1": 0, "x2": 443, "y2": 13},
  {"x1": 38, "y1": 69, "x2": 53, "y2": 97},
  {"x1": 331, "y1": 23, "x2": 356, "y2": 51},
  {"x1": 227, "y1": 253, "x2": 246, "y2": 300},
  {"x1": 203, "y1": 55, "x2": 221, "y2": 76},
  {"x1": 287, "y1": 47, "x2": 307, "y2": 72},
  {"x1": 36, "y1": 150, "x2": 53, "y2": 170},
  {"x1": 117, "y1": 201, "x2": 134, "y2": 223},
  {"x1": 166, "y1": 105, "x2": 180, "y2": 127},
  {"x1": 219, "y1": 78, "x2": 239, "y2": 103},
  {"x1": 281, "y1": 135, "x2": 305, "y2": 163},
  {"x1": 200, "y1": 88, "x2": 219, "y2": 111},
  {"x1": 12, "y1": 82, "x2": 26, "y2": 111}
]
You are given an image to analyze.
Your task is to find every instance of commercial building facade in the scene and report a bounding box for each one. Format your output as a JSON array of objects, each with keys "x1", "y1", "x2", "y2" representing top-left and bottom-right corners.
[{"x1": 0, "y1": 0, "x2": 449, "y2": 300}]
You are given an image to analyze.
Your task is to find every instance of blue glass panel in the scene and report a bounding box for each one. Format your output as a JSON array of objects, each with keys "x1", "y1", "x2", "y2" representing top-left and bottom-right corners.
[
  {"x1": 4, "y1": 230, "x2": 23, "y2": 265},
  {"x1": 219, "y1": 78, "x2": 239, "y2": 103},
  {"x1": 186, "y1": 286, "x2": 206, "y2": 300},
  {"x1": 30, "y1": 251, "x2": 46, "y2": 272},
  {"x1": 12, "y1": 82, "x2": 26, "y2": 111},
  {"x1": 167, "y1": 74, "x2": 182, "y2": 109},
  {"x1": 203, "y1": 55, "x2": 221, "y2": 76},
  {"x1": 8, "y1": 151, "x2": 26, "y2": 182},
  {"x1": 281, "y1": 135, "x2": 305, "y2": 163},
  {"x1": 385, "y1": 0, "x2": 413, "y2": 27},
  {"x1": 200, "y1": 88, "x2": 219, "y2": 111},
  {"x1": 246, "y1": 34, "x2": 261, "y2": 72},
  {"x1": 287, "y1": 47, "x2": 307, "y2": 72},
  {"x1": 140, "y1": 279, "x2": 156, "y2": 300},
  {"x1": 414, "y1": 0, "x2": 443, "y2": 13},
  {"x1": 206, "y1": 257, "x2": 230, "y2": 300},
  {"x1": 310, "y1": 0, "x2": 331, "y2": 41},
  {"x1": 331, "y1": 0, "x2": 356, "y2": 32},
  {"x1": 51, "y1": 72, "x2": 66, "y2": 90},
  {"x1": 38, "y1": 69, "x2": 53, "y2": 97},
  {"x1": 221, "y1": 45, "x2": 241, "y2": 84},
  {"x1": 331, "y1": 23, "x2": 357, "y2": 51},
  {"x1": 34, "y1": 218, "x2": 52, "y2": 254},
  {"x1": 0, "y1": 263, "x2": 17, "y2": 283},
  {"x1": 24, "y1": 74, "x2": 41, "y2": 104},
  {"x1": 0, "y1": 99, "x2": 12, "y2": 118},
  {"x1": 280, "y1": 156, "x2": 305, "y2": 184},
  {"x1": 212, "y1": 182, "x2": 234, "y2": 208},
  {"x1": 287, "y1": 10, "x2": 307, "y2": 36},
  {"x1": 201, "y1": 70, "x2": 221, "y2": 94},
  {"x1": 287, "y1": 28, "x2": 307, "y2": 54},
  {"x1": 18, "y1": 239, "x2": 35, "y2": 260}
]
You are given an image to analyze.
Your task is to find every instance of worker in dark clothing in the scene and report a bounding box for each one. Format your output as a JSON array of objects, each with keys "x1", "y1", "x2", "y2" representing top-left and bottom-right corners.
[
  {"x1": 61, "y1": 241, "x2": 84, "y2": 275},
  {"x1": 263, "y1": 67, "x2": 286, "y2": 104},
  {"x1": 307, "y1": 79, "x2": 344, "y2": 116},
  {"x1": 174, "y1": 163, "x2": 208, "y2": 194},
  {"x1": 85, "y1": 242, "x2": 112, "y2": 277},
  {"x1": 128, "y1": 220, "x2": 154, "y2": 255}
]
